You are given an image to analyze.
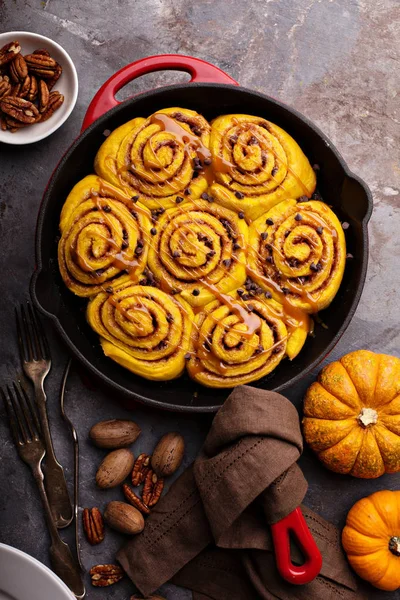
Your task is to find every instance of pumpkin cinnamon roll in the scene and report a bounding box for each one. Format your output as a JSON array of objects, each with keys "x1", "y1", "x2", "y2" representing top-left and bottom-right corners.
[
  {"x1": 147, "y1": 200, "x2": 248, "y2": 307},
  {"x1": 208, "y1": 114, "x2": 316, "y2": 220},
  {"x1": 94, "y1": 107, "x2": 210, "y2": 211},
  {"x1": 58, "y1": 176, "x2": 151, "y2": 297},
  {"x1": 87, "y1": 284, "x2": 193, "y2": 380},
  {"x1": 186, "y1": 290, "x2": 297, "y2": 388},
  {"x1": 248, "y1": 199, "x2": 346, "y2": 313}
]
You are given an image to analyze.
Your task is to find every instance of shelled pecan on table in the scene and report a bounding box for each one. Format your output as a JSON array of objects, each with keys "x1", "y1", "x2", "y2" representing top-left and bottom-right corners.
[
  {"x1": 131, "y1": 453, "x2": 151, "y2": 486},
  {"x1": 142, "y1": 470, "x2": 164, "y2": 507},
  {"x1": 82, "y1": 507, "x2": 105, "y2": 545},
  {"x1": 122, "y1": 483, "x2": 151, "y2": 515},
  {"x1": 89, "y1": 564, "x2": 125, "y2": 587}
]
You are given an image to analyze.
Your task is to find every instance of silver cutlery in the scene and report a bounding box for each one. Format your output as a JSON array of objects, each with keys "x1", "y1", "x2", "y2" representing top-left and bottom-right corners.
[
  {"x1": 16, "y1": 303, "x2": 73, "y2": 529},
  {"x1": 1, "y1": 382, "x2": 85, "y2": 599},
  {"x1": 60, "y1": 359, "x2": 84, "y2": 571}
]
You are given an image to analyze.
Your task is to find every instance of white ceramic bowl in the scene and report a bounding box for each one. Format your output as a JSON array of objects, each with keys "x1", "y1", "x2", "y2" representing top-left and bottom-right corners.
[
  {"x1": 0, "y1": 543, "x2": 75, "y2": 599},
  {"x1": 0, "y1": 31, "x2": 78, "y2": 145}
]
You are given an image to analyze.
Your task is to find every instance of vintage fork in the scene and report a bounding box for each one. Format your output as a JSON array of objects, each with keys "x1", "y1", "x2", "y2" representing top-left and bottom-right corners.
[
  {"x1": 16, "y1": 302, "x2": 73, "y2": 528},
  {"x1": 1, "y1": 383, "x2": 85, "y2": 599}
]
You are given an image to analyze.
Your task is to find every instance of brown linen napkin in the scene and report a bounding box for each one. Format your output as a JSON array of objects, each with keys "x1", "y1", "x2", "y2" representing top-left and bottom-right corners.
[{"x1": 118, "y1": 386, "x2": 364, "y2": 600}]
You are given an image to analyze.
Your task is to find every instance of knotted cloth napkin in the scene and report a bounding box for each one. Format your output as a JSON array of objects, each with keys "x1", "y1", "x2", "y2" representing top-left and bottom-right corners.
[{"x1": 118, "y1": 387, "x2": 364, "y2": 599}]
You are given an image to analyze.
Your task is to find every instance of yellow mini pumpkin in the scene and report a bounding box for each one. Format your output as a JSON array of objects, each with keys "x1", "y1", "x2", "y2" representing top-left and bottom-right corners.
[
  {"x1": 342, "y1": 490, "x2": 400, "y2": 591},
  {"x1": 303, "y1": 350, "x2": 400, "y2": 478}
]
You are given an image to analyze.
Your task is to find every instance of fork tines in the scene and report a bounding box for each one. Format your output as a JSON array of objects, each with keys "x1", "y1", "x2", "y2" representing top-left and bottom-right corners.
[
  {"x1": 16, "y1": 302, "x2": 50, "y2": 362},
  {"x1": 1, "y1": 382, "x2": 41, "y2": 444}
]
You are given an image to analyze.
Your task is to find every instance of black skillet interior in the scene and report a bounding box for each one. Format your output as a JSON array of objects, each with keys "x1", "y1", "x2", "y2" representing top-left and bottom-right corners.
[{"x1": 31, "y1": 83, "x2": 372, "y2": 412}]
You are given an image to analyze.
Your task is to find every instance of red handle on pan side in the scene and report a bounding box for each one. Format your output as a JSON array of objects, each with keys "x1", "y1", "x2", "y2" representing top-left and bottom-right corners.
[
  {"x1": 270, "y1": 506, "x2": 323, "y2": 585},
  {"x1": 81, "y1": 54, "x2": 238, "y2": 131}
]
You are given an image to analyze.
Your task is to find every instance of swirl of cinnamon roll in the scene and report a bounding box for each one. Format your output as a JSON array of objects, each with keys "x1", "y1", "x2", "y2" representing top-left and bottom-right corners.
[
  {"x1": 58, "y1": 176, "x2": 151, "y2": 297},
  {"x1": 147, "y1": 200, "x2": 248, "y2": 306},
  {"x1": 187, "y1": 290, "x2": 293, "y2": 388},
  {"x1": 87, "y1": 283, "x2": 193, "y2": 380},
  {"x1": 248, "y1": 199, "x2": 346, "y2": 312},
  {"x1": 208, "y1": 114, "x2": 316, "y2": 220},
  {"x1": 94, "y1": 107, "x2": 210, "y2": 211}
]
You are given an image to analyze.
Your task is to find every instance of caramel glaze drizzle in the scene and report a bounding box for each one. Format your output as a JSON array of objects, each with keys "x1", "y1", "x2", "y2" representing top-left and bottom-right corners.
[
  {"x1": 190, "y1": 334, "x2": 288, "y2": 377},
  {"x1": 149, "y1": 121, "x2": 312, "y2": 336},
  {"x1": 201, "y1": 279, "x2": 262, "y2": 339},
  {"x1": 85, "y1": 114, "x2": 334, "y2": 373},
  {"x1": 107, "y1": 294, "x2": 148, "y2": 334},
  {"x1": 190, "y1": 290, "x2": 288, "y2": 377},
  {"x1": 70, "y1": 183, "x2": 156, "y2": 335},
  {"x1": 73, "y1": 188, "x2": 142, "y2": 281},
  {"x1": 254, "y1": 205, "x2": 339, "y2": 315},
  {"x1": 227, "y1": 119, "x2": 312, "y2": 198}
]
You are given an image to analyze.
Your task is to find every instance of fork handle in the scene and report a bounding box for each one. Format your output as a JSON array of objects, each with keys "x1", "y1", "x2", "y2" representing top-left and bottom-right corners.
[
  {"x1": 32, "y1": 465, "x2": 85, "y2": 599},
  {"x1": 35, "y1": 383, "x2": 73, "y2": 528}
]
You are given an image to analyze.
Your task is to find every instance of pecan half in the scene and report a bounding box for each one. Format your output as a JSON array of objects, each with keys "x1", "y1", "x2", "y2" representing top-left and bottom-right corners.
[
  {"x1": 142, "y1": 470, "x2": 164, "y2": 507},
  {"x1": 0, "y1": 96, "x2": 39, "y2": 124},
  {"x1": 38, "y1": 79, "x2": 49, "y2": 113},
  {"x1": 18, "y1": 76, "x2": 31, "y2": 99},
  {"x1": 9, "y1": 54, "x2": 28, "y2": 82},
  {"x1": 46, "y1": 63, "x2": 62, "y2": 90},
  {"x1": 0, "y1": 75, "x2": 11, "y2": 100},
  {"x1": 0, "y1": 41, "x2": 21, "y2": 66},
  {"x1": 122, "y1": 483, "x2": 151, "y2": 515},
  {"x1": 11, "y1": 82, "x2": 21, "y2": 97},
  {"x1": 27, "y1": 75, "x2": 38, "y2": 101},
  {"x1": 131, "y1": 453, "x2": 151, "y2": 486},
  {"x1": 33, "y1": 48, "x2": 51, "y2": 57},
  {"x1": 39, "y1": 90, "x2": 64, "y2": 122},
  {"x1": 82, "y1": 507, "x2": 105, "y2": 545},
  {"x1": 89, "y1": 564, "x2": 124, "y2": 587},
  {"x1": 5, "y1": 115, "x2": 29, "y2": 130},
  {"x1": 24, "y1": 53, "x2": 57, "y2": 79}
]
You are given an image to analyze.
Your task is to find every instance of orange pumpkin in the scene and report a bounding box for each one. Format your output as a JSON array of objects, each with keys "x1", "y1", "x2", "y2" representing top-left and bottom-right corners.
[
  {"x1": 342, "y1": 490, "x2": 400, "y2": 591},
  {"x1": 302, "y1": 350, "x2": 400, "y2": 478}
]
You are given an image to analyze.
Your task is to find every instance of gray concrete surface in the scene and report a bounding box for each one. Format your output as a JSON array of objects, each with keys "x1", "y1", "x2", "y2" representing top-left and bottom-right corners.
[{"x1": 0, "y1": 0, "x2": 399, "y2": 598}]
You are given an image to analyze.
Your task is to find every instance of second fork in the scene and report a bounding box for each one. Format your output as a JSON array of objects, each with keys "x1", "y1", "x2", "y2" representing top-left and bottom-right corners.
[
  {"x1": 1, "y1": 383, "x2": 85, "y2": 599},
  {"x1": 16, "y1": 302, "x2": 73, "y2": 528}
]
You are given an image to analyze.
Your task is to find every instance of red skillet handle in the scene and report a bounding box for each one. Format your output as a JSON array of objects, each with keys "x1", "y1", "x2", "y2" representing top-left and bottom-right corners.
[
  {"x1": 270, "y1": 507, "x2": 322, "y2": 585},
  {"x1": 81, "y1": 54, "x2": 238, "y2": 132}
]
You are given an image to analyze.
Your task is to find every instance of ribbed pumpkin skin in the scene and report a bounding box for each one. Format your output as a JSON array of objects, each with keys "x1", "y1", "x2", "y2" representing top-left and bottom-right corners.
[
  {"x1": 302, "y1": 350, "x2": 400, "y2": 478},
  {"x1": 342, "y1": 490, "x2": 400, "y2": 591}
]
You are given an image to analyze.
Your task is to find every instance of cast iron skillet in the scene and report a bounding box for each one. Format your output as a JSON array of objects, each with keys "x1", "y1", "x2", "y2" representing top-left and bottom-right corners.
[{"x1": 31, "y1": 55, "x2": 373, "y2": 413}]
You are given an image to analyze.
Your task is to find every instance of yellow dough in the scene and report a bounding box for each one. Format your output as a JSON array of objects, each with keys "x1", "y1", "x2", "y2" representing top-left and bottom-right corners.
[
  {"x1": 147, "y1": 199, "x2": 248, "y2": 307},
  {"x1": 209, "y1": 114, "x2": 316, "y2": 220},
  {"x1": 186, "y1": 290, "x2": 308, "y2": 388},
  {"x1": 248, "y1": 199, "x2": 346, "y2": 312},
  {"x1": 94, "y1": 107, "x2": 210, "y2": 211},
  {"x1": 58, "y1": 175, "x2": 151, "y2": 297},
  {"x1": 87, "y1": 283, "x2": 193, "y2": 381}
]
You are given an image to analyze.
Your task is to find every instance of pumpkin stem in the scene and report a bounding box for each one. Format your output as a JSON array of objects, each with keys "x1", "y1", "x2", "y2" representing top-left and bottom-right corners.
[
  {"x1": 357, "y1": 408, "x2": 378, "y2": 428},
  {"x1": 389, "y1": 537, "x2": 400, "y2": 556}
]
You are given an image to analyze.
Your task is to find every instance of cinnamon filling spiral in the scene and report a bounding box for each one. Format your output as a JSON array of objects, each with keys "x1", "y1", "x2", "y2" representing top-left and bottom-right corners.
[
  {"x1": 87, "y1": 284, "x2": 193, "y2": 380},
  {"x1": 58, "y1": 176, "x2": 151, "y2": 297},
  {"x1": 94, "y1": 108, "x2": 210, "y2": 211},
  {"x1": 209, "y1": 114, "x2": 316, "y2": 220},
  {"x1": 248, "y1": 199, "x2": 346, "y2": 312},
  {"x1": 187, "y1": 292, "x2": 291, "y2": 388},
  {"x1": 147, "y1": 200, "x2": 248, "y2": 306}
]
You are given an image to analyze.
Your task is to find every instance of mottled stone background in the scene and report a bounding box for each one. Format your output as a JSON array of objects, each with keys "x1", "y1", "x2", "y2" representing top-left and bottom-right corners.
[{"x1": 0, "y1": 0, "x2": 399, "y2": 598}]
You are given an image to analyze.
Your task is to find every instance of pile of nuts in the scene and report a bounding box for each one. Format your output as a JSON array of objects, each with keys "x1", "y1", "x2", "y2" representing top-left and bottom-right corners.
[
  {"x1": 0, "y1": 40, "x2": 64, "y2": 133},
  {"x1": 85, "y1": 419, "x2": 185, "y2": 594}
]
